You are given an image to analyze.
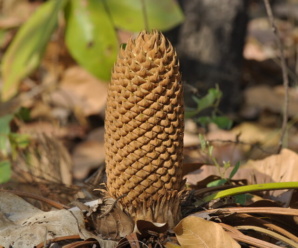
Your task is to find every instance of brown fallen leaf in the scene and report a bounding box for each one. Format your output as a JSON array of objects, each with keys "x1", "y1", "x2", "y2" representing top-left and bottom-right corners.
[
  {"x1": 231, "y1": 122, "x2": 279, "y2": 149},
  {"x1": 72, "y1": 127, "x2": 105, "y2": 180},
  {"x1": 52, "y1": 66, "x2": 108, "y2": 117},
  {"x1": 244, "y1": 85, "x2": 298, "y2": 117},
  {"x1": 240, "y1": 148, "x2": 298, "y2": 204},
  {"x1": 173, "y1": 216, "x2": 240, "y2": 248},
  {"x1": 241, "y1": 149, "x2": 298, "y2": 184},
  {"x1": 184, "y1": 149, "x2": 298, "y2": 205}
]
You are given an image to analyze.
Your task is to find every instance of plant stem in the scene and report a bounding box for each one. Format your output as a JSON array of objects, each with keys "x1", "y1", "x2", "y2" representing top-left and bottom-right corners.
[
  {"x1": 264, "y1": 0, "x2": 290, "y2": 153},
  {"x1": 202, "y1": 182, "x2": 298, "y2": 203}
]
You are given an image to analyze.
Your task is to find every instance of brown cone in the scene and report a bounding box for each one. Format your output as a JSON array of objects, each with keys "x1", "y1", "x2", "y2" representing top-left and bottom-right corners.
[{"x1": 105, "y1": 30, "x2": 184, "y2": 227}]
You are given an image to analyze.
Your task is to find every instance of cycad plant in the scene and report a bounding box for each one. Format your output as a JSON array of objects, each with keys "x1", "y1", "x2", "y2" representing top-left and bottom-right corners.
[{"x1": 105, "y1": 30, "x2": 184, "y2": 227}]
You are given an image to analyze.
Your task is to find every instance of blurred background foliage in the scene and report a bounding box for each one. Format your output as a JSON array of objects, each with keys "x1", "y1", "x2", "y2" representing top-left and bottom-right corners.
[
  {"x1": 1, "y1": 0, "x2": 184, "y2": 101},
  {"x1": 0, "y1": 0, "x2": 184, "y2": 183}
]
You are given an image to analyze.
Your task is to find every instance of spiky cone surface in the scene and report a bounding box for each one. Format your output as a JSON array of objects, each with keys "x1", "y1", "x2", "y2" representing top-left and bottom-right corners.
[{"x1": 105, "y1": 30, "x2": 184, "y2": 227}]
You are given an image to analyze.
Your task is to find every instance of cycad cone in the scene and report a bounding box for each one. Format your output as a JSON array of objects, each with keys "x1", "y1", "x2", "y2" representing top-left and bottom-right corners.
[{"x1": 105, "y1": 30, "x2": 184, "y2": 227}]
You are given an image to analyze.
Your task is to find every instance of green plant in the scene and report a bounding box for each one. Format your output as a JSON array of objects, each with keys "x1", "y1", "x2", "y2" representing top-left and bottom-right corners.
[
  {"x1": 199, "y1": 134, "x2": 240, "y2": 187},
  {"x1": 0, "y1": 113, "x2": 30, "y2": 183},
  {"x1": 202, "y1": 182, "x2": 298, "y2": 205},
  {"x1": 0, "y1": 0, "x2": 184, "y2": 101},
  {"x1": 186, "y1": 85, "x2": 232, "y2": 129}
]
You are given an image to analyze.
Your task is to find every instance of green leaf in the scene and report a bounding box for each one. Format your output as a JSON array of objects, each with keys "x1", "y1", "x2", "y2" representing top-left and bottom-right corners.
[
  {"x1": 197, "y1": 116, "x2": 211, "y2": 127},
  {"x1": 9, "y1": 133, "x2": 31, "y2": 159},
  {"x1": 65, "y1": 0, "x2": 118, "y2": 81},
  {"x1": 228, "y1": 161, "x2": 241, "y2": 180},
  {"x1": 197, "y1": 88, "x2": 222, "y2": 112},
  {"x1": 202, "y1": 182, "x2": 298, "y2": 204},
  {"x1": 1, "y1": 0, "x2": 68, "y2": 101},
  {"x1": 211, "y1": 116, "x2": 233, "y2": 129},
  {"x1": 0, "y1": 114, "x2": 13, "y2": 155},
  {"x1": 15, "y1": 107, "x2": 31, "y2": 121},
  {"x1": 233, "y1": 194, "x2": 252, "y2": 205},
  {"x1": 106, "y1": 0, "x2": 184, "y2": 32},
  {"x1": 0, "y1": 160, "x2": 11, "y2": 183},
  {"x1": 9, "y1": 133, "x2": 30, "y2": 149},
  {"x1": 207, "y1": 179, "x2": 227, "y2": 187}
]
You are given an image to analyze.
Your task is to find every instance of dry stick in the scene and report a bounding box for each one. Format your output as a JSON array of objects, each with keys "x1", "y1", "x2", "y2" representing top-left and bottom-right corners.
[
  {"x1": 263, "y1": 0, "x2": 290, "y2": 153},
  {"x1": 240, "y1": 213, "x2": 298, "y2": 243},
  {"x1": 0, "y1": 189, "x2": 69, "y2": 210},
  {"x1": 199, "y1": 207, "x2": 298, "y2": 216},
  {"x1": 140, "y1": 0, "x2": 149, "y2": 31},
  {"x1": 220, "y1": 223, "x2": 281, "y2": 248},
  {"x1": 235, "y1": 225, "x2": 298, "y2": 248},
  {"x1": 228, "y1": 231, "x2": 283, "y2": 248}
]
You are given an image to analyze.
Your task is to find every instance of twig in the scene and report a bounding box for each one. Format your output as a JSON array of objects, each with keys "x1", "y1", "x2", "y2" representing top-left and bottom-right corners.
[
  {"x1": 99, "y1": 194, "x2": 127, "y2": 218},
  {"x1": 235, "y1": 225, "x2": 298, "y2": 248},
  {"x1": 263, "y1": 0, "x2": 290, "y2": 153},
  {"x1": 228, "y1": 231, "x2": 282, "y2": 248},
  {"x1": 0, "y1": 189, "x2": 69, "y2": 210},
  {"x1": 199, "y1": 207, "x2": 298, "y2": 216}
]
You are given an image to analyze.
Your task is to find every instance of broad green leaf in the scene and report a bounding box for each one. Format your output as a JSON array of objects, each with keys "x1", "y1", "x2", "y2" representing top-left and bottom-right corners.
[
  {"x1": 197, "y1": 88, "x2": 222, "y2": 112},
  {"x1": 0, "y1": 114, "x2": 13, "y2": 155},
  {"x1": 0, "y1": 160, "x2": 11, "y2": 183},
  {"x1": 1, "y1": 0, "x2": 68, "y2": 101},
  {"x1": 106, "y1": 0, "x2": 184, "y2": 31},
  {"x1": 65, "y1": 0, "x2": 118, "y2": 81},
  {"x1": 211, "y1": 116, "x2": 233, "y2": 129}
]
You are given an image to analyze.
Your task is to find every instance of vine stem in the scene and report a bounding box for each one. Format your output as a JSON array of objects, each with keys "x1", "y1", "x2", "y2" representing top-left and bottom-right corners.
[{"x1": 263, "y1": 0, "x2": 289, "y2": 153}]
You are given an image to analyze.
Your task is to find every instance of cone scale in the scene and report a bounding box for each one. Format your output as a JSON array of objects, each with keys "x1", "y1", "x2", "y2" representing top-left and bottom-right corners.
[{"x1": 105, "y1": 30, "x2": 184, "y2": 227}]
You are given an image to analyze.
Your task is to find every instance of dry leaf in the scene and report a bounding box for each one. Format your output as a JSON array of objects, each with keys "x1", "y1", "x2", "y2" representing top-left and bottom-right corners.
[
  {"x1": 0, "y1": 192, "x2": 117, "y2": 248},
  {"x1": 72, "y1": 140, "x2": 105, "y2": 180},
  {"x1": 13, "y1": 134, "x2": 73, "y2": 185},
  {"x1": 240, "y1": 148, "x2": 298, "y2": 204},
  {"x1": 52, "y1": 66, "x2": 108, "y2": 116},
  {"x1": 244, "y1": 85, "x2": 298, "y2": 117},
  {"x1": 72, "y1": 127, "x2": 105, "y2": 180},
  {"x1": 184, "y1": 149, "x2": 298, "y2": 205},
  {"x1": 241, "y1": 149, "x2": 298, "y2": 184},
  {"x1": 173, "y1": 216, "x2": 240, "y2": 248},
  {"x1": 231, "y1": 122, "x2": 279, "y2": 148}
]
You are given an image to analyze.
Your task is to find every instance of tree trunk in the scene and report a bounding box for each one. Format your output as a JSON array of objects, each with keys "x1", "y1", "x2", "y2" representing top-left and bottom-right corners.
[{"x1": 169, "y1": 0, "x2": 249, "y2": 112}]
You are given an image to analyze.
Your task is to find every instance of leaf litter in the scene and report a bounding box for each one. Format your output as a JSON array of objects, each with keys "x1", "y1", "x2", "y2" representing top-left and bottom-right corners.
[{"x1": 0, "y1": 1, "x2": 298, "y2": 248}]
